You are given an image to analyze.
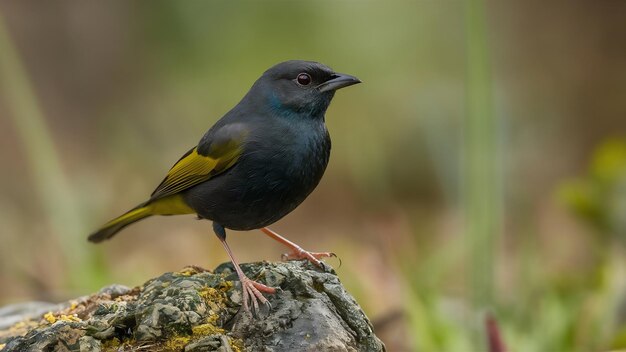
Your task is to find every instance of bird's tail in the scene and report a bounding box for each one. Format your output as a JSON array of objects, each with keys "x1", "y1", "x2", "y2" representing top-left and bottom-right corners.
[{"x1": 88, "y1": 203, "x2": 152, "y2": 243}]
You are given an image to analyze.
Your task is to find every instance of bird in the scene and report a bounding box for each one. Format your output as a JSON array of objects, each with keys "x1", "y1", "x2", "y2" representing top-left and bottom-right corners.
[{"x1": 88, "y1": 60, "x2": 361, "y2": 312}]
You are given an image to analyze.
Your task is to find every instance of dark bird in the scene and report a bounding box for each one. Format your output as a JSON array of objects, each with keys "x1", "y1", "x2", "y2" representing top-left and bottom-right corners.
[{"x1": 88, "y1": 60, "x2": 361, "y2": 311}]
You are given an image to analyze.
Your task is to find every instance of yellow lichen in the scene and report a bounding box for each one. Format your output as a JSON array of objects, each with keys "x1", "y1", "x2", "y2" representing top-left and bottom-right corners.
[
  {"x1": 101, "y1": 337, "x2": 140, "y2": 351},
  {"x1": 178, "y1": 266, "x2": 198, "y2": 277},
  {"x1": 135, "y1": 283, "x2": 239, "y2": 351},
  {"x1": 158, "y1": 314, "x2": 246, "y2": 351},
  {"x1": 217, "y1": 280, "x2": 233, "y2": 291},
  {"x1": 198, "y1": 286, "x2": 217, "y2": 299},
  {"x1": 230, "y1": 336, "x2": 245, "y2": 352},
  {"x1": 101, "y1": 337, "x2": 121, "y2": 350},
  {"x1": 164, "y1": 335, "x2": 192, "y2": 350},
  {"x1": 198, "y1": 286, "x2": 228, "y2": 314},
  {"x1": 42, "y1": 312, "x2": 81, "y2": 325},
  {"x1": 0, "y1": 343, "x2": 5, "y2": 349},
  {"x1": 191, "y1": 322, "x2": 224, "y2": 336},
  {"x1": 69, "y1": 301, "x2": 78, "y2": 311},
  {"x1": 58, "y1": 314, "x2": 81, "y2": 322},
  {"x1": 43, "y1": 312, "x2": 56, "y2": 324}
]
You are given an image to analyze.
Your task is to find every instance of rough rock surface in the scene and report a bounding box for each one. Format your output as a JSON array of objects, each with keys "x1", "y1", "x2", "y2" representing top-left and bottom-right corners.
[{"x1": 0, "y1": 261, "x2": 385, "y2": 352}]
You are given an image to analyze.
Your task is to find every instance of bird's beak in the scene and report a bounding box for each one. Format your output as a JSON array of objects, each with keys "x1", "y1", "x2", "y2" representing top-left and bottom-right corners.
[{"x1": 317, "y1": 73, "x2": 362, "y2": 92}]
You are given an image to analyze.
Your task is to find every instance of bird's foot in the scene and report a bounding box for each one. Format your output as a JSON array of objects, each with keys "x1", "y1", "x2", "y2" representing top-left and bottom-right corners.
[
  {"x1": 239, "y1": 275, "x2": 276, "y2": 313},
  {"x1": 259, "y1": 227, "x2": 339, "y2": 271},
  {"x1": 281, "y1": 247, "x2": 337, "y2": 268}
]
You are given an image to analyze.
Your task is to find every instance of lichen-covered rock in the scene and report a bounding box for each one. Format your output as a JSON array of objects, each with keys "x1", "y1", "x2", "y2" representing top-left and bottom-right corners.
[
  {"x1": 0, "y1": 261, "x2": 385, "y2": 352},
  {"x1": 0, "y1": 301, "x2": 67, "y2": 331}
]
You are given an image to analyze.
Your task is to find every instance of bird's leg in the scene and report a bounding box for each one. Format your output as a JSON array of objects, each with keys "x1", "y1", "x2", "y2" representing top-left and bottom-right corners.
[
  {"x1": 219, "y1": 239, "x2": 276, "y2": 312},
  {"x1": 260, "y1": 227, "x2": 336, "y2": 268},
  {"x1": 213, "y1": 223, "x2": 275, "y2": 312}
]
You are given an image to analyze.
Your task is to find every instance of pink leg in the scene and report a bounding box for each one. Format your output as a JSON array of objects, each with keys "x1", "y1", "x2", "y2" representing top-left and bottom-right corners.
[
  {"x1": 260, "y1": 227, "x2": 336, "y2": 268},
  {"x1": 219, "y1": 237, "x2": 276, "y2": 312}
]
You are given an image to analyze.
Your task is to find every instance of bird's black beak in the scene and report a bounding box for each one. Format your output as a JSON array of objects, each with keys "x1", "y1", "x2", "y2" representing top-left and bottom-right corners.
[{"x1": 317, "y1": 73, "x2": 361, "y2": 92}]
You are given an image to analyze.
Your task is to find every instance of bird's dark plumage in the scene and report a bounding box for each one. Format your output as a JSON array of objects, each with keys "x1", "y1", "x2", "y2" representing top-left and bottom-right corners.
[{"x1": 88, "y1": 60, "x2": 360, "y2": 311}]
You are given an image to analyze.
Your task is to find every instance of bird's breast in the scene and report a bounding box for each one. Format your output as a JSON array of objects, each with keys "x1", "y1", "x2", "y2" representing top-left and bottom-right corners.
[
  {"x1": 185, "y1": 120, "x2": 331, "y2": 230},
  {"x1": 245, "y1": 121, "x2": 330, "y2": 198}
]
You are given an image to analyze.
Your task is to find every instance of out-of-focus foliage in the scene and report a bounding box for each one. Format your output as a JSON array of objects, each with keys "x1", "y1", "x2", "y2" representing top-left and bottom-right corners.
[
  {"x1": 560, "y1": 138, "x2": 626, "y2": 239},
  {"x1": 555, "y1": 138, "x2": 626, "y2": 350}
]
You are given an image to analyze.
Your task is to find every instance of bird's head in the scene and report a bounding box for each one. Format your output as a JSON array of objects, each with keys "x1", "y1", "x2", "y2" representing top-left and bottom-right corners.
[{"x1": 248, "y1": 60, "x2": 361, "y2": 119}]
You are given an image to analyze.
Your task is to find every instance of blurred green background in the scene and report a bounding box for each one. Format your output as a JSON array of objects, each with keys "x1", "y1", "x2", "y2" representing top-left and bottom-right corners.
[{"x1": 1, "y1": 1, "x2": 626, "y2": 351}]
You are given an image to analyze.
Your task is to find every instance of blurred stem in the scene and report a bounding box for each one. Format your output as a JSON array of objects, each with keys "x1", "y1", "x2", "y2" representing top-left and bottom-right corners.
[
  {"x1": 0, "y1": 13, "x2": 101, "y2": 291},
  {"x1": 464, "y1": 0, "x2": 500, "y2": 339}
]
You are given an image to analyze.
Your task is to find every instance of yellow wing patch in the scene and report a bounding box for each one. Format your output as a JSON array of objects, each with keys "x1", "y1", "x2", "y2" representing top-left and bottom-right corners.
[
  {"x1": 150, "y1": 194, "x2": 195, "y2": 215},
  {"x1": 149, "y1": 123, "x2": 248, "y2": 202},
  {"x1": 150, "y1": 145, "x2": 242, "y2": 201}
]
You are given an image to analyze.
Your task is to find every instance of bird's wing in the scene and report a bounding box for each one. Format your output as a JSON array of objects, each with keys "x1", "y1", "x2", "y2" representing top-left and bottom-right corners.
[{"x1": 149, "y1": 123, "x2": 248, "y2": 201}]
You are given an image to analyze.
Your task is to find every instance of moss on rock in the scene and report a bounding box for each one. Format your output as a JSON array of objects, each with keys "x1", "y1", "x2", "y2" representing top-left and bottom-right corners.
[{"x1": 0, "y1": 261, "x2": 384, "y2": 352}]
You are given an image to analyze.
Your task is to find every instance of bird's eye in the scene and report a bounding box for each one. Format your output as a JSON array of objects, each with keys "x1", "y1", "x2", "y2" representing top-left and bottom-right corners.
[{"x1": 296, "y1": 73, "x2": 312, "y2": 86}]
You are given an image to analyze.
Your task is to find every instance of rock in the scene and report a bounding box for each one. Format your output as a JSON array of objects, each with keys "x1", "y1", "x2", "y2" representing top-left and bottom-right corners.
[
  {"x1": 0, "y1": 301, "x2": 68, "y2": 331},
  {"x1": 96, "y1": 284, "x2": 131, "y2": 297},
  {"x1": 0, "y1": 261, "x2": 385, "y2": 352}
]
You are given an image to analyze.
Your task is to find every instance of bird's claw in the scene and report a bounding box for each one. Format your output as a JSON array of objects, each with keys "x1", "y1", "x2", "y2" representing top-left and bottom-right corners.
[
  {"x1": 240, "y1": 277, "x2": 275, "y2": 315},
  {"x1": 281, "y1": 248, "x2": 338, "y2": 269}
]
